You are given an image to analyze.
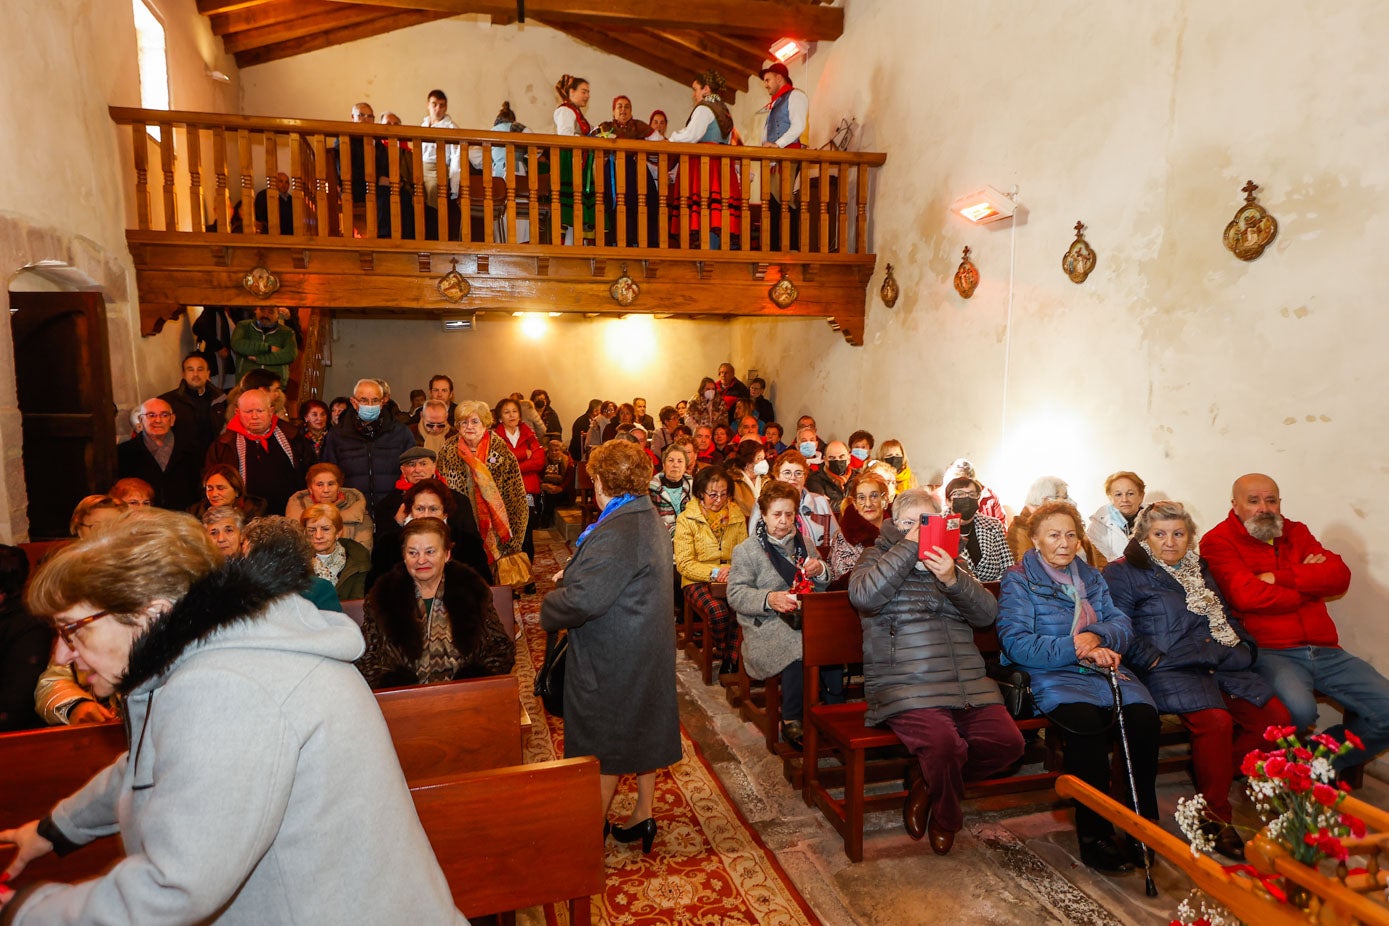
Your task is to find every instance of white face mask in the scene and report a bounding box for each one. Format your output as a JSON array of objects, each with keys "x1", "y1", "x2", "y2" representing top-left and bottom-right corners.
[
  {"x1": 703, "y1": 389, "x2": 715, "y2": 401},
  {"x1": 752, "y1": 459, "x2": 769, "y2": 476}
]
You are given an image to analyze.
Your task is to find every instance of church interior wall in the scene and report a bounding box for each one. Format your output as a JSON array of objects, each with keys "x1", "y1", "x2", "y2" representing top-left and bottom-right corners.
[{"x1": 734, "y1": 0, "x2": 1389, "y2": 670}]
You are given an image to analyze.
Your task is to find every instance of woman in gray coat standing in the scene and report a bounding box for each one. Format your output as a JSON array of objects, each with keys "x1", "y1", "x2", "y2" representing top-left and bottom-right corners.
[
  {"x1": 541, "y1": 439, "x2": 680, "y2": 854},
  {"x1": 848, "y1": 489, "x2": 1024, "y2": 856}
]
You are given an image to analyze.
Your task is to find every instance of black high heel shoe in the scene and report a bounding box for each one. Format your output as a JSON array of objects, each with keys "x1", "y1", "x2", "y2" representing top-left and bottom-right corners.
[{"x1": 610, "y1": 817, "x2": 657, "y2": 854}]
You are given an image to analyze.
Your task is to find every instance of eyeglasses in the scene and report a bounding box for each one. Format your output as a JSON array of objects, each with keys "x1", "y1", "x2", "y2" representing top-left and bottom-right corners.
[
  {"x1": 56, "y1": 609, "x2": 112, "y2": 647},
  {"x1": 355, "y1": 396, "x2": 385, "y2": 406},
  {"x1": 703, "y1": 490, "x2": 728, "y2": 500},
  {"x1": 948, "y1": 490, "x2": 980, "y2": 500},
  {"x1": 779, "y1": 470, "x2": 805, "y2": 480},
  {"x1": 854, "y1": 492, "x2": 884, "y2": 504},
  {"x1": 142, "y1": 411, "x2": 173, "y2": 420}
]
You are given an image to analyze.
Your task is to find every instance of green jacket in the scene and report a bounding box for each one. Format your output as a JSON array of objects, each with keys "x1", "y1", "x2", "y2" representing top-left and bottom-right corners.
[{"x1": 231, "y1": 319, "x2": 298, "y2": 379}]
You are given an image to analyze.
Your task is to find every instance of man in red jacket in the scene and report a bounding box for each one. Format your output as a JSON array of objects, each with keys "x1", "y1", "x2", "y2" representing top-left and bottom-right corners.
[{"x1": 1201, "y1": 473, "x2": 1389, "y2": 772}]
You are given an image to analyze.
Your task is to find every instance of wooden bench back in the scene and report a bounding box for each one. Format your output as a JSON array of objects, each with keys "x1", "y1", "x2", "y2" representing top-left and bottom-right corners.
[
  {"x1": 411, "y1": 757, "x2": 602, "y2": 919},
  {"x1": 0, "y1": 675, "x2": 524, "y2": 885},
  {"x1": 800, "y1": 591, "x2": 862, "y2": 667}
]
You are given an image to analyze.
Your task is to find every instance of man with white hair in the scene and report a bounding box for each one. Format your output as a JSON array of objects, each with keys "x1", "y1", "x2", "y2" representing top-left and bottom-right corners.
[
  {"x1": 1202, "y1": 472, "x2": 1389, "y2": 773},
  {"x1": 321, "y1": 377, "x2": 417, "y2": 510},
  {"x1": 116, "y1": 397, "x2": 201, "y2": 510},
  {"x1": 206, "y1": 388, "x2": 312, "y2": 515}
]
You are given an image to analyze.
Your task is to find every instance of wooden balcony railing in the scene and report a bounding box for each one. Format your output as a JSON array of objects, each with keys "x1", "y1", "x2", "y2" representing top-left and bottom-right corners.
[
  {"x1": 110, "y1": 107, "x2": 885, "y2": 257},
  {"x1": 109, "y1": 107, "x2": 885, "y2": 346}
]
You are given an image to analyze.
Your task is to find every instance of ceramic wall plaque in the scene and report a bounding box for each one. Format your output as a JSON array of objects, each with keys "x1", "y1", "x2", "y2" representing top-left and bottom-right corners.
[
  {"x1": 769, "y1": 272, "x2": 798, "y2": 308},
  {"x1": 953, "y1": 247, "x2": 979, "y2": 299},
  {"x1": 436, "y1": 265, "x2": 470, "y2": 302},
  {"x1": 242, "y1": 266, "x2": 280, "y2": 298},
  {"x1": 610, "y1": 266, "x2": 640, "y2": 306},
  {"x1": 1223, "y1": 180, "x2": 1278, "y2": 261},
  {"x1": 880, "y1": 263, "x2": 900, "y2": 308},
  {"x1": 1063, "y1": 221, "x2": 1097, "y2": 284}
]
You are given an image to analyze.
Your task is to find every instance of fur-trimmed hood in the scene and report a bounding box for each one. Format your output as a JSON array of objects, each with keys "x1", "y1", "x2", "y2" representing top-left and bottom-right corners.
[
  {"x1": 840, "y1": 502, "x2": 881, "y2": 548},
  {"x1": 119, "y1": 545, "x2": 362, "y2": 696}
]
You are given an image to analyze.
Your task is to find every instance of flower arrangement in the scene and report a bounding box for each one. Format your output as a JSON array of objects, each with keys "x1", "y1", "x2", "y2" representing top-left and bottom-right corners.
[{"x1": 1172, "y1": 725, "x2": 1368, "y2": 918}]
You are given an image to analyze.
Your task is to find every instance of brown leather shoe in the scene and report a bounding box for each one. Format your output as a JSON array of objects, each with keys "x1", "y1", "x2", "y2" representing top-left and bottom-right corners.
[
  {"x1": 928, "y1": 822, "x2": 955, "y2": 856},
  {"x1": 903, "y1": 764, "x2": 928, "y2": 840}
]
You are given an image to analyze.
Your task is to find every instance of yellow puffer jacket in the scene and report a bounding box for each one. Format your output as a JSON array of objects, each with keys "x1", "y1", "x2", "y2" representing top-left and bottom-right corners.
[{"x1": 673, "y1": 497, "x2": 748, "y2": 586}]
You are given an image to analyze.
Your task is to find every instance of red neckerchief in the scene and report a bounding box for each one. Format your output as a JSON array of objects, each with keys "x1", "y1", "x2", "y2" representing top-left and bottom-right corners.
[
  {"x1": 395, "y1": 476, "x2": 413, "y2": 490},
  {"x1": 562, "y1": 101, "x2": 591, "y2": 136},
  {"x1": 226, "y1": 412, "x2": 278, "y2": 451}
]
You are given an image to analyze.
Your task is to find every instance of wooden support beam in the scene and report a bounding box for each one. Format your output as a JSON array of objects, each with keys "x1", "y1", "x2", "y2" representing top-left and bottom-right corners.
[
  {"x1": 233, "y1": 10, "x2": 452, "y2": 67},
  {"x1": 319, "y1": 0, "x2": 844, "y2": 40},
  {"x1": 546, "y1": 22, "x2": 738, "y2": 102},
  {"x1": 643, "y1": 28, "x2": 765, "y2": 81},
  {"x1": 198, "y1": 0, "x2": 275, "y2": 15},
  {"x1": 222, "y1": 5, "x2": 388, "y2": 53},
  {"x1": 209, "y1": 0, "x2": 339, "y2": 35}
]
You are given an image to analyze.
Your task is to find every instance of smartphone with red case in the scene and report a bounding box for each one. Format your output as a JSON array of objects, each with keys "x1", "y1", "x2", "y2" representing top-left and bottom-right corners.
[{"x1": 919, "y1": 512, "x2": 961, "y2": 560}]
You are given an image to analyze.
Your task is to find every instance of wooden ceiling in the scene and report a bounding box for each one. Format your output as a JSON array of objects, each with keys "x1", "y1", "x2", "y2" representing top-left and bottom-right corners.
[{"x1": 200, "y1": 0, "x2": 844, "y2": 100}]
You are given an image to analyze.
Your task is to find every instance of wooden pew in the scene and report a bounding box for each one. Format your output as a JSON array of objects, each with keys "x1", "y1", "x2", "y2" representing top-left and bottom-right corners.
[
  {"x1": 800, "y1": 590, "x2": 1059, "y2": 861},
  {"x1": 412, "y1": 757, "x2": 602, "y2": 923},
  {"x1": 679, "y1": 581, "x2": 726, "y2": 686},
  {"x1": 0, "y1": 675, "x2": 526, "y2": 884}
]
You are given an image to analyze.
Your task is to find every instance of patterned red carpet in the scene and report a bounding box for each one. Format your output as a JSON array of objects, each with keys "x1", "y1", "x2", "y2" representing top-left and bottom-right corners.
[{"x1": 515, "y1": 529, "x2": 821, "y2": 925}]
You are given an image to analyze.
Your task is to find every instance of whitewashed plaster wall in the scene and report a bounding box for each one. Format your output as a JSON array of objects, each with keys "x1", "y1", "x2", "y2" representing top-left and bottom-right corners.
[
  {"x1": 240, "y1": 17, "x2": 717, "y2": 135},
  {"x1": 733, "y1": 0, "x2": 1389, "y2": 666},
  {"x1": 0, "y1": 0, "x2": 240, "y2": 540},
  {"x1": 323, "y1": 315, "x2": 732, "y2": 423}
]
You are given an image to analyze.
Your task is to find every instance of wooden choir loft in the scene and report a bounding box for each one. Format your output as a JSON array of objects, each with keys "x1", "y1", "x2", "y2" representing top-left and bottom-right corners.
[{"x1": 123, "y1": 0, "x2": 885, "y2": 400}]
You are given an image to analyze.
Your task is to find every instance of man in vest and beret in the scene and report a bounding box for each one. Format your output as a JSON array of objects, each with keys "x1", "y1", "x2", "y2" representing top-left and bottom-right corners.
[{"x1": 760, "y1": 62, "x2": 809, "y2": 252}]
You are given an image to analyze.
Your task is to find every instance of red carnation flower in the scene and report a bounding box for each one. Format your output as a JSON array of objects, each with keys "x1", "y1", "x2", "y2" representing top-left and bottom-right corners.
[
  {"x1": 1293, "y1": 747, "x2": 1313, "y2": 761},
  {"x1": 1345, "y1": 730, "x2": 1365, "y2": 750},
  {"x1": 1263, "y1": 755, "x2": 1288, "y2": 777},
  {"x1": 1348, "y1": 815, "x2": 1367, "y2": 838},
  {"x1": 1265, "y1": 724, "x2": 1297, "y2": 742},
  {"x1": 1313, "y1": 783, "x2": 1339, "y2": 807},
  {"x1": 1241, "y1": 751, "x2": 1264, "y2": 777}
]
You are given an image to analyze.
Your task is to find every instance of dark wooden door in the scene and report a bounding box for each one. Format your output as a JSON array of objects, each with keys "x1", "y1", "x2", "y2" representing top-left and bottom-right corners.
[{"x1": 9, "y1": 291, "x2": 117, "y2": 539}]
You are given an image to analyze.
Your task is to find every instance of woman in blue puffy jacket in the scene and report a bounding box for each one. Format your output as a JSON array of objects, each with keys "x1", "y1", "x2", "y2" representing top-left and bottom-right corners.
[{"x1": 997, "y1": 501, "x2": 1159, "y2": 875}]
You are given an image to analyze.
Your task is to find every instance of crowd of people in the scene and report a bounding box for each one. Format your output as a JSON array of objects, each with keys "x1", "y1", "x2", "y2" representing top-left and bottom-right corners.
[{"x1": 3, "y1": 345, "x2": 1388, "y2": 918}]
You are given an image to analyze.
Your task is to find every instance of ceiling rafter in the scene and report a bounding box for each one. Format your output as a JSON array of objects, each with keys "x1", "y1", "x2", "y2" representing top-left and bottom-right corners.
[
  {"x1": 543, "y1": 21, "x2": 739, "y2": 103},
  {"x1": 210, "y1": 0, "x2": 342, "y2": 34},
  {"x1": 222, "y1": 6, "x2": 390, "y2": 53},
  {"x1": 233, "y1": 9, "x2": 452, "y2": 67},
  {"x1": 641, "y1": 29, "x2": 766, "y2": 81},
  {"x1": 198, "y1": 0, "x2": 276, "y2": 15}
]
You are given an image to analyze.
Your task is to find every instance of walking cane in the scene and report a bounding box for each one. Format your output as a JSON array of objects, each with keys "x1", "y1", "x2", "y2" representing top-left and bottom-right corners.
[{"x1": 1108, "y1": 666, "x2": 1158, "y2": 897}]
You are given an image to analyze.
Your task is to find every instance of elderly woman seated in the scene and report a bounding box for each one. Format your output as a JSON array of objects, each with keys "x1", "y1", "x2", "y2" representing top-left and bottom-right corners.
[
  {"x1": 998, "y1": 501, "x2": 1158, "y2": 874},
  {"x1": 943, "y1": 476, "x2": 1013, "y2": 582},
  {"x1": 674, "y1": 466, "x2": 748, "y2": 677},
  {"x1": 201, "y1": 505, "x2": 245, "y2": 559},
  {"x1": 728, "y1": 438, "x2": 769, "y2": 519},
  {"x1": 1006, "y1": 475, "x2": 1107, "y2": 568},
  {"x1": 849, "y1": 489, "x2": 1023, "y2": 854},
  {"x1": 285, "y1": 462, "x2": 374, "y2": 552},
  {"x1": 1087, "y1": 470, "x2": 1146, "y2": 563},
  {"x1": 727, "y1": 481, "x2": 832, "y2": 748},
  {"x1": 300, "y1": 503, "x2": 371, "y2": 602},
  {"x1": 5, "y1": 508, "x2": 466, "y2": 923},
  {"x1": 650, "y1": 443, "x2": 693, "y2": 538},
  {"x1": 828, "y1": 471, "x2": 889, "y2": 587},
  {"x1": 1104, "y1": 500, "x2": 1289, "y2": 860},
  {"x1": 765, "y1": 450, "x2": 845, "y2": 565},
  {"x1": 358, "y1": 517, "x2": 514, "y2": 688},
  {"x1": 189, "y1": 464, "x2": 266, "y2": 522}
]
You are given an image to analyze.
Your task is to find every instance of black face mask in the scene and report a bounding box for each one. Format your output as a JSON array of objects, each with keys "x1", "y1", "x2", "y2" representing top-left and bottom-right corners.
[
  {"x1": 952, "y1": 497, "x2": 979, "y2": 519},
  {"x1": 884, "y1": 455, "x2": 904, "y2": 472},
  {"x1": 827, "y1": 459, "x2": 849, "y2": 476}
]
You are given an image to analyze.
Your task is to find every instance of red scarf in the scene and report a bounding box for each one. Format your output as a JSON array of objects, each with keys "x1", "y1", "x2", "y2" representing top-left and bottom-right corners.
[
  {"x1": 561, "y1": 101, "x2": 591, "y2": 136},
  {"x1": 226, "y1": 412, "x2": 279, "y2": 451}
]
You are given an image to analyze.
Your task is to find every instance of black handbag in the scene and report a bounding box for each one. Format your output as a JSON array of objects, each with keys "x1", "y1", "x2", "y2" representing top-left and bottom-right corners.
[
  {"x1": 534, "y1": 630, "x2": 569, "y2": 717},
  {"x1": 988, "y1": 664, "x2": 1034, "y2": 720}
]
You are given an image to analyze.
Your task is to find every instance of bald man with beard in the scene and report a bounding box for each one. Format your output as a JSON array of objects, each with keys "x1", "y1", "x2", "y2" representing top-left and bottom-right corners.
[{"x1": 1201, "y1": 472, "x2": 1389, "y2": 774}]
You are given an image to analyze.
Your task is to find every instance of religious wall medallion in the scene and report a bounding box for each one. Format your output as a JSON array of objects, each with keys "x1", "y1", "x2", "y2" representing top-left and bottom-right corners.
[
  {"x1": 436, "y1": 261, "x2": 470, "y2": 302},
  {"x1": 1063, "y1": 221, "x2": 1097, "y2": 284},
  {"x1": 609, "y1": 266, "x2": 640, "y2": 306},
  {"x1": 953, "y1": 247, "x2": 979, "y2": 299},
  {"x1": 880, "y1": 263, "x2": 900, "y2": 308},
  {"x1": 769, "y1": 272, "x2": 798, "y2": 308},
  {"x1": 1223, "y1": 180, "x2": 1278, "y2": 262},
  {"x1": 242, "y1": 265, "x2": 279, "y2": 298}
]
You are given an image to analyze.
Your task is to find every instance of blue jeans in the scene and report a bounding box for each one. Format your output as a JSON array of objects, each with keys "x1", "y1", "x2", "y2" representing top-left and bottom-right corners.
[
  {"x1": 1256, "y1": 646, "x2": 1389, "y2": 769},
  {"x1": 780, "y1": 659, "x2": 845, "y2": 724}
]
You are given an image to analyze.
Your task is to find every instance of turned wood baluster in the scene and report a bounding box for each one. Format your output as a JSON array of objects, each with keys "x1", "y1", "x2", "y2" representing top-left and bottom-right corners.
[
  {"x1": 237, "y1": 129, "x2": 256, "y2": 236},
  {"x1": 657, "y1": 152, "x2": 669, "y2": 250},
  {"x1": 186, "y1": 126, "x2": 203, "y2": 233},
  {"x1": 698, "y1": 156, "x2": 712, "y2": 252},
  {"x1": 159, "y1": 124, "x2": 176, "y2": 231},
  {"x1": 482, "y1": 142, "x2": 495, "y2": 244},
  {"x1": 614, "y1": 147, "x2": 627, "y2": 249},
  {"x1": 678, "y1": 154, "x2": 690, "y2": 251},
  {"x1": 548, "y1": 145, "x2": 562, "y2": 246},
  {"x1": 312, "y1": 134, "x2": 329, "y2": 239},
  {"x1": 411, "y1": 142, "x2": 425, "y2": 242},
  {"x1": 339, "y1": 133, "x2": 359, "y2": 238},
  {"x1": 504, "y1": 145, "x2": 517, "y2": 244},
  {"x1": 757, "y1": 159, "x2": 770, "y2": 253},
  {"x1": 211, "y1": 127, "x2": 231, "y2": 234},
  {"x1": 434, "y1": 141, "x2": 449, "y2": 241},
  {"x1": 818, "y1": 158, "x2": 830, "y2": 254},
  {"x1": 856, "y1": 164, "x2": 868, "y2": 254},
  {"x1": 838, "y1": 161, "x2": 850, "y2": 254},
  {"x1": 778, "y1": 157, "x2": 792, "y2": 252},
  {"x1": 387, "y1": 140, "x2": 401, "y2": 241},
  {"x1": 526, "y1": 144, "x2": 539, "y2": 241},
  {"x1": 738, "y1": 156, "x2": 751, "y2": 252},
  {"x1": 132, "y1": 123, "x2": 150, "y2": 230},
  {"x1": 288, "y1": 133, "x2": 305, "y2": 236},
  {"x1": 264, "y1": 132, "x2": 280, "y2": 235},
  {"x1": 592, "y1": 149, "x2": 605, "y2": 248},
  {"x1": 636, "y1": 151, "x2": 648, "y2": 249},
  {"x1": 720, "y1": 157, "x2": 732, "y2": 253}
]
